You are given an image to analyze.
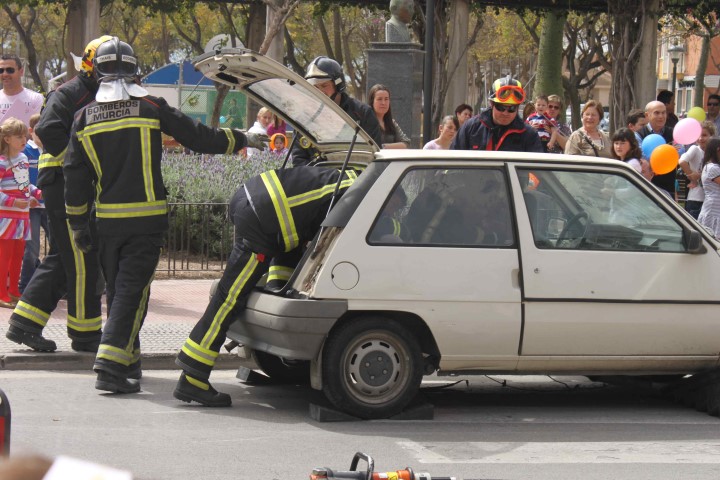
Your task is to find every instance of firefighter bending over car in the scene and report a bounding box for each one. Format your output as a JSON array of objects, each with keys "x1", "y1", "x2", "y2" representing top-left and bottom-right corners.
[
  {"x1": 174, "y1": 166, "x2": 357, "y2": 407},
  {"x1": 63, "y1": 37, "x2": 266, "y2": 394},
  {"x1": 6, "y1": 35, "x2": 113, "y2": 354}
]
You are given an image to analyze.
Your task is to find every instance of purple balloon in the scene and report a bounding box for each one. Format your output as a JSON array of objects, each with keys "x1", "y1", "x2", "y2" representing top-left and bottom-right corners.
[{"x1": 673, "y1": 118, "x2": 702, "y2": 145}]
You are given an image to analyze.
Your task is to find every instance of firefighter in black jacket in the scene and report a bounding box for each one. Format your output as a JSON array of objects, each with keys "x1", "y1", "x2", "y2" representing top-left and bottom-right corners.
[
  {"x1": 290, "y1": 56, "x2": 382, "y2": 167},
  {"x1": 6, "y1": 35, "x2": 113, "y2": 354},
  {"x1": 174, "y1": 166, "x2": 356, "y2": 406},
  {"x1": 63, "y1": 38, "x2": 266, "y2": 394}
]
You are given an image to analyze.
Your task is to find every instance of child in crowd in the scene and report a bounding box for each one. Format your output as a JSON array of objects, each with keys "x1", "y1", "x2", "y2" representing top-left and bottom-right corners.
[
  {"x1": 270, "y1": 133, "x2": 289, "y2": 157},
  {"x1": 0, "y1": 118, "x2": 42, "y2": 308},
  {"x1": 266, "y1": 114, "x2": 287, "y2": 137},
  {"x1": 612, "y1": 127, "x2": 652, "y2": 181},
  {"x1": 19, "y1": 113, "x2": 48, "y2": 293},
  {"x1": 525, "y1": 95, "x2": 558, "y2": 152}
]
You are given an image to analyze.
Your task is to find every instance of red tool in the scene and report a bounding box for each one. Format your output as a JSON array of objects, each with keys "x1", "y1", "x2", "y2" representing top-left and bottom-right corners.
[
  {"x1": 0, "y1": 388, "x2": 10, "y2": 455},
  {"x1": 310, "y1": 452, "x2": 455, "y2": 480}
]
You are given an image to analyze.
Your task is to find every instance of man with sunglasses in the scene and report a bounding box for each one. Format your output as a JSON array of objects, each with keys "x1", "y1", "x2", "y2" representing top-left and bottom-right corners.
[
  {"x1": 707, "y1": 94, "x2": 720, "y2": 133},
  {"x1": 451, "y1": 76, "x2": 542, "y2": 153},
  {"x1": 0, "y1": 54, "x2": 43, "y2": 127}
]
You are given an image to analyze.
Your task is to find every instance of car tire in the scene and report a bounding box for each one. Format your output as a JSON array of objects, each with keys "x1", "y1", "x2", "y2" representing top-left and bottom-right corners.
[
  {"x1": 251, "y1": 350, "x2": 310, "y2": 384},
  {"x1": 321, "y1": 317, "x2": 423, "y2": 419}
]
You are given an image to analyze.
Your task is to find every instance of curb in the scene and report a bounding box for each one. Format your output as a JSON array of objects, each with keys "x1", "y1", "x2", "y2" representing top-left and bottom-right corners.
[{"x1": 0, "y1": 351, "x2": 241, "y2": 372}]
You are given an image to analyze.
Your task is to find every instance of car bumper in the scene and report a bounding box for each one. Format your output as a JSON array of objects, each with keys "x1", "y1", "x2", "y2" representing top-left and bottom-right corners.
[{"x1": 226, "y1": 291, "x2": 347, "y2": 360}]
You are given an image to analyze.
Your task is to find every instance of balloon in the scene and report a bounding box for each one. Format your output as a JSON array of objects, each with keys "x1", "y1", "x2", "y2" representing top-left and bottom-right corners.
[
  {"x1": 641, "y1": 134, "x2": 666, "y2": 159},
  {"x1": 687, "y1": 106, "x2": 706, "y2": 122},
  {"x1": 219, "y1": 116, "x2": 227, "y2": 124},
  {"x1": 673, "y1": 117, "x2": 702, "y2": 145},
  {"x1": 649, "y1": 144, "x2": 679, "y2": 175}
]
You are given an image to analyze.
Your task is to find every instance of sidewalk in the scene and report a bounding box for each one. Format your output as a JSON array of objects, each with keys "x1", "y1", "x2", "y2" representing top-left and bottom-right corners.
[{"x1": 0, "y1": 279, "x2": 241, "y2": 372}]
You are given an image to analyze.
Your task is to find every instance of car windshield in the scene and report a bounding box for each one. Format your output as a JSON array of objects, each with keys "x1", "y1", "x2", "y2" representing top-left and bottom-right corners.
[
  {"x1": 248, "y1": 78, "x2": 370, "y2": 148},
  {"x1": 519, "y1": 168, "x2": 686, "y2": 252}
]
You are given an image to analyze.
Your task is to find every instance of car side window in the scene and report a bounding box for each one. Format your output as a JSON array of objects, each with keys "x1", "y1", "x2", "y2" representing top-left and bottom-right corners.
[
  {"x1": 368, "y1": 168, "x2": 515, "y2": 247},
  {"x1": 518, "y1": 168, "x2": 686, "y2": 252}
]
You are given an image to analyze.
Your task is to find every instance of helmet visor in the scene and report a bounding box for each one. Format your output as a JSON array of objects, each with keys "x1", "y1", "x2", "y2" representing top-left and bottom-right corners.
[{"x1": 494, "y1": 85, "x2": 525, "y2": 105}]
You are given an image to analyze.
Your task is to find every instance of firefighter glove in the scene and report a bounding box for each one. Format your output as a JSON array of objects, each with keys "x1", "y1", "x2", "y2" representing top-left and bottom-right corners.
[
  {"x1": 245, "y1": 132, "x2": 269, "y2": 150},
  {"x1": 72, "y1": 226, "x2": 94, "y2": 254}
]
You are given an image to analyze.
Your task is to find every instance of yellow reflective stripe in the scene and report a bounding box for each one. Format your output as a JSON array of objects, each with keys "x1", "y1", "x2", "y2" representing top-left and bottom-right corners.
[
  {"x1": 67, "y1": 314, "x2": 102, "y2": 332},
  {"x1": 181, "y1": 338, "x2": 219, "y2": 367},
  {"x1": 222, "y1": 128, "x2": 235, "y2": 154},
  {"x1": 126, "y1": 270, "x2": 155, "y2": 351},
  {"x1": 77, "y1": 117, "x2": 160, "y2": 138},
  {"x1": 131, "y1": 349, "x2": 141, "y2": 363},
  {"x1": 201, "y1": 254, "x2": 260, "y2": 350},
  {"x1": 79, "y1": 134, "x2": 103, "y2": 192},
  {"x1": 267, "y1": 265, "x2": 293, "y2": 282},
  {"x1": 96, "y1": 200, "x2": 167, "y2": 218},
  {"x1": 65, "y1": 203, "x2": 88, "y2": 216},
  {"x1": 186, "y1": 375, "x2": 210, "y2": 391},
  {"x1": 345, "y1": 169, "x2": 358, "y2": 180},
  {"x1": 287, "y1": 178, "x2": 354, "y2": 208},
  {"x1": 39, "y1": 150, "x2": 65, "y2": 169},
  {"x1": 140, "y1": 124, "x2": 155, "y2": 201},
  {"x1": 66, "y1": 220, "x2": 86, "y2": 322},
  {"x1": 392, "y1": 218, "x2": 401, "y2": 237},
  {"x1": 260, "y1": 171, "x2": 298, "y2": 251},
  {"x1": 97, "y1": 344, "x2": 133, "y2": 366},
  {"x1": 13, "y1": 301, "x2": 51, "y2": 327}
]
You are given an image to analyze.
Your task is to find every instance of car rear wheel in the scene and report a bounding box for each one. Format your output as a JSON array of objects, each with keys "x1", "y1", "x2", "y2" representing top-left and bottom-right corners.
[
  {"x1": 321, "y1": 317, "x2": 423, "y2": 419},
  {"x1": 251, "y1": 350, "x2": 310, "y2": 384}
]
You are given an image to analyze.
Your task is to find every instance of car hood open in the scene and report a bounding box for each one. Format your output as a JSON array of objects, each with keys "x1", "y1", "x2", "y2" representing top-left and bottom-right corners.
[{"x1": 193, "y1": 48, "x2": 379, "y2": 156}]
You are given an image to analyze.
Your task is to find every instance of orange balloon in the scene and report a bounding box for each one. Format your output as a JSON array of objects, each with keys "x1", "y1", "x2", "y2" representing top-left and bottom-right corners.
[{"x1": 649, "y1": 144, "x2": 679, "y2": 175}]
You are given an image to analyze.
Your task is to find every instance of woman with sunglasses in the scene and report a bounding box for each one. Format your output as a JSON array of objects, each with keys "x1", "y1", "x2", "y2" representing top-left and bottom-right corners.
[
  {"x1": 564, "y1": 100, "x2": 613, "y2": 158},
  {"x1": 545, "y1": 94, "x2": 571, "y2": 153},
  {"x1": 451, "y1": 76, "x2": 543, "y2": 153}
]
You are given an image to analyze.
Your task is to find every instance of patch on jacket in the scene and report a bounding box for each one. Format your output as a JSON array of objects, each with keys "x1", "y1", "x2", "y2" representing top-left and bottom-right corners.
[{"x1": 86, "y1": 100, "x2": 140, "y2": 125}]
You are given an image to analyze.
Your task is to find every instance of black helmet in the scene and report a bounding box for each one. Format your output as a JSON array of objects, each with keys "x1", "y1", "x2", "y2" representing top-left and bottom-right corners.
[
  {"x1": 93, "y1": 37, "x2": 138, "y2": 82},
  {"x1": 305, "y1": 56, "x2": 345, "y2": 93},
  {"x1": 488, "y1": 75, "x2": 525, "y2": 105}
]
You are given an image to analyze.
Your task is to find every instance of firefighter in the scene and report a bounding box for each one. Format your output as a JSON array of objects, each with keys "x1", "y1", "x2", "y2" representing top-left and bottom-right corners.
[
  {"x1": 174, "y1": 166, "x2": 357, "y2": 406},
  {"x1": 6, "y1": 35, "x2": 114, "y2": 354},
  {"x1": 290, "y1": 56, "x2": 382, "y2": 167},
  {"x1": 63, "y1": 37, "x2": 267, "y2": 393}
]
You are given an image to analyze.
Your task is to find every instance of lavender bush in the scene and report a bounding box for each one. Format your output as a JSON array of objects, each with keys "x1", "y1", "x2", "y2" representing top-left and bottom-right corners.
[{"x1": 161, "y1": 150, "x2": 285, "y2": 256}]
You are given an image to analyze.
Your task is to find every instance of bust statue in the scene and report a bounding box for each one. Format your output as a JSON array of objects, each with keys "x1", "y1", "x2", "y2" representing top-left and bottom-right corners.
[{"x1": 385, "y1": 0, "x2": 413, "y2": 43}]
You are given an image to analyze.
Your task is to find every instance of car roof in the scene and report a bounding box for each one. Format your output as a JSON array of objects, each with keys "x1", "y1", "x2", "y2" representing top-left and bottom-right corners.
[{"x1": 373, "y1": 149, "x2": 632, "y2": 169}]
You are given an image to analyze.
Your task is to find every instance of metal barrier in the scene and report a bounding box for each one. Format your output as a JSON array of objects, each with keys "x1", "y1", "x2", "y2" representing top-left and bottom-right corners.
[{"x1": 159, "y1": 202, "x2": 233, "y2": 276}]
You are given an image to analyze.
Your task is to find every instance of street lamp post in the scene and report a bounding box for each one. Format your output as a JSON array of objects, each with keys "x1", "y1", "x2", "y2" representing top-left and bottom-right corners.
[{"x1": 668, "y1": 41, "x2": 685, "y2": 100}]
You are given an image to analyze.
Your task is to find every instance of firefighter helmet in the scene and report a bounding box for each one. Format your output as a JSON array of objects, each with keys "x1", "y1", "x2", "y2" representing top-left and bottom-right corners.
[
  {"x1": 79, "y1": 35, "x2": 114, "y2": 75},
  {"x1": 488, "y1": 76, "x2": 526, "y2": 105},
  {"x1": 305, "y1": 56, "x2": 346, "y2": 93},
  {"x1": 93, "y1": 37, "x2": 138, "y2": 82}
]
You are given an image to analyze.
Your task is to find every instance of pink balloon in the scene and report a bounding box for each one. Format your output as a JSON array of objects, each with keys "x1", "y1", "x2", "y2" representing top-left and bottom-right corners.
[{"x1": 673, "y1": 118, "x2": 702, "y2": 145}]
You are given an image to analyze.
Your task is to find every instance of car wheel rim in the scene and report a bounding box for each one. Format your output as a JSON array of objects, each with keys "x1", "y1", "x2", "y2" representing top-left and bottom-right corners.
[{"x1": 342, "y1": 332, "x2": 410, "y2": 405}]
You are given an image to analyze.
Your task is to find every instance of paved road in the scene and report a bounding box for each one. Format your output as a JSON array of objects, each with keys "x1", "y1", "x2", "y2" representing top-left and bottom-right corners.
[{"x1": 2, "y1": 371, "x2": 719, "y2": 480}]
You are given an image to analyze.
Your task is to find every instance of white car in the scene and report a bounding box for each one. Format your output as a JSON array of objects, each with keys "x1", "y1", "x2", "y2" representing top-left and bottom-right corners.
[{"x1": 196, "y1": 49, "x2": 720, "y2": 419}]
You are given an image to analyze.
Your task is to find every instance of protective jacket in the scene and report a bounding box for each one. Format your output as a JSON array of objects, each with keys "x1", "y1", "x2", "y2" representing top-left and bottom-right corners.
[
  {"x1": 242, "y1": 166, "x2": 357, "y2": 254},
  {"x1": 35, "y1": 75, "x2": 98, "y2": 187},
  {"x1": 291, "y1": 92, "x2": 382, "y2": 166},
  {"x1": 451, "y1": 108, "x2": 543, "y2": 153},
  {"x1": 64, "y1": 95, "x2": 246, "y2": 236}
]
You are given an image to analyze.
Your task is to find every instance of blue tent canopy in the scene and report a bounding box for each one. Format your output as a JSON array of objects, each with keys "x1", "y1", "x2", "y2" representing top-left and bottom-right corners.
[{"x1": 143, "y1": 60, "x2": 213, "y2": 86}]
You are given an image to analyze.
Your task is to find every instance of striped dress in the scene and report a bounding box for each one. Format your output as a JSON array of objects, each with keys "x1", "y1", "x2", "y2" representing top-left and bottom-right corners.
[{"x1": 0, "y1": 153, "x2": 41, "y2": 240}]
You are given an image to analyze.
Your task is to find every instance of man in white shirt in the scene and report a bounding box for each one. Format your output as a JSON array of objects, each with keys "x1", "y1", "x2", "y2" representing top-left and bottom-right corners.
[{"x1": 0, "y1": 54, "x2": 44, "y2": 126}]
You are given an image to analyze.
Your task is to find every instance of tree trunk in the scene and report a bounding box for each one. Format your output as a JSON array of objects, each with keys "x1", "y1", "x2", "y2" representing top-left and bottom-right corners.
[
  {"x1": 693, "y1": 35, "x2": 709, "y2": 107},
  {"x1": 534, "y1": 11, "x2": 566, "y2": 98}
]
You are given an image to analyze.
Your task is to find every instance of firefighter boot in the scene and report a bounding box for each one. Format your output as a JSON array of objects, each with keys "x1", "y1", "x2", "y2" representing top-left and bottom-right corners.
[
  {"x1": 128, "y1": 359, "x2": 142, "y2": 380},
  {"x1": 95, "y1": 370, "x2": 141, "y2": 394},
  {"x1": 173, "y1": 373, "x2": 232, "y2": 407},
  {"x1": 71, "y1": 337, "x2": 101, "y2": 353},
  {"x1": 6, "y1": 325, "x2": 57, "y2": 352}
]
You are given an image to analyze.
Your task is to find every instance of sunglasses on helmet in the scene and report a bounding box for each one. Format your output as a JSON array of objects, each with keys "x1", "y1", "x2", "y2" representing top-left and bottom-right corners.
[
  {"x1": 494, "y1": 84, "x2": 525, "y2": 103},
  {"x1": 492, "y1": 103, "x2": 518, "y2": 113},
  {"x1": 0, "y1": 67, "x2": 17, "y2": 74}
]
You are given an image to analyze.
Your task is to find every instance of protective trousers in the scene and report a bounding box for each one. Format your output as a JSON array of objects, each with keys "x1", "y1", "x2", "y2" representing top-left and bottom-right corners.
[
  {"x1": 9, "y1": 175, "x2": 103, "y2": 343},
  {"x1": 92, "y1": 233, "x2": 162, "y2": 377},
  {"x1": 176, "y1": 193, "x2": 273, "y2": 380}
]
